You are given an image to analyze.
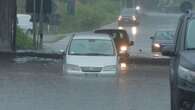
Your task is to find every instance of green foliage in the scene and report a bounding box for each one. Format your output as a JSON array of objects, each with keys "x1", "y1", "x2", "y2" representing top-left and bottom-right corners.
[
  {"x1": 58, "y1": 0, "x2": 120, "y2": 33},
  {"x1": 16, "y1": 27, "x2": 34, "y2": 49}
]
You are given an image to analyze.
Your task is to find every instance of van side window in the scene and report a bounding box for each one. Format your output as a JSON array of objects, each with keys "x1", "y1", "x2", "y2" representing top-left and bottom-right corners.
[
  {"x1": 186, "y1": 20, "x2": 195, "y2": 49},
  {"x1": 175, "y1": 18, "x2": 184, "y2": 53}
]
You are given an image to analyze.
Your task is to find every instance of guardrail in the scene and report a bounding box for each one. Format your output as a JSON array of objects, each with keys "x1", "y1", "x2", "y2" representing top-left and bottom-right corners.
[
  {"x1": 129, "y1": 56, "x2": 170, "y2": 65},
  {"x1": 0, "y1": 51, "x2": 63, "y2": 59}
]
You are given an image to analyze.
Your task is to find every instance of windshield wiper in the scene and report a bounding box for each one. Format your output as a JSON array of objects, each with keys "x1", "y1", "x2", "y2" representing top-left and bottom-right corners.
[
  {"x1": 84, "y1": 53, "x2": 113, "y2": 56},
  {"x1": 69, "y1": 53, "x2": 86, "y2": 55},
  {"x1": 186, "y1": 48, "x2": 195, "y2": 50},
  {"x1": 70, "y1": 53, "x2": 113, "y2": 56}
]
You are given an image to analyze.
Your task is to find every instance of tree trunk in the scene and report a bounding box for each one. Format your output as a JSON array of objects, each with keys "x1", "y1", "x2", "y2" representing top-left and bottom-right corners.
[{"x1": 0, "y1": 0, "x2": 16, "y2": 52}]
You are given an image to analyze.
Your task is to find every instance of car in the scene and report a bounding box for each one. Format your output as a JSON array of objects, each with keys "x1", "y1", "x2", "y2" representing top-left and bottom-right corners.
[
  {"x1": 150, "y1": 30, "x2": 175, "y2": 52},
  {"x1": 94, "y1": 29, "x2": 134, "y2": 62},
  {"x1": 162, "y1": 12, "x2": 195, "y2": 110},
  {"x1": 63, "y1": 33, "x2": 119, "y2": 76},
  {"x1": 117, "y1": 8, "x2": 139, "y2": 27},
  {"x1": 17, "y1": 14, "x2": 33, "y2": 34}
]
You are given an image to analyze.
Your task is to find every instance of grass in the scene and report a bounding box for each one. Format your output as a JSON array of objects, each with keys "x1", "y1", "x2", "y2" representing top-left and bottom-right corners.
[
  {"x1": 57, "y1": 0, "x2": 120, "y2": 33},
  {"x1": 17, "y1": 0, "x2": 120, "y2": 35},
  {"x1": 16, "y1": 27, "x2": 34, "y2": 49}
]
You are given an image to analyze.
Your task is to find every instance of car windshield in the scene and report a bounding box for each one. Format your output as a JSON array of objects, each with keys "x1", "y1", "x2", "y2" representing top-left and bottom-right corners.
[
  {"x1": 121, "y1": 8, "x2": 136, "y2": 16},
  {"x1": 155, "y1": 31, "x2": 174, "y2": 40},
  {"x1": 186, "y1": 19, "x2": 195, "y2": 49},
  {"x1": 69, "y1": 39, "x2": 114, "y2": 56}
]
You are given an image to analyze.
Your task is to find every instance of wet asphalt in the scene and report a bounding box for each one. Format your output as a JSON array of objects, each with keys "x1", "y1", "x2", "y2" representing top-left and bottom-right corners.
[{"x1": 0, "y1": 58, "x2": 169, "y2": 110}]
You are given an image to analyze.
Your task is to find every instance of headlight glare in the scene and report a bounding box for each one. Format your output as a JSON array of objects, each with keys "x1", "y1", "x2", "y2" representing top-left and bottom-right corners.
[
  {"x1": 154, "y1": 43, "x2": 160, "y2": 48},
  {"x1": 120, "y1": 46, "x2": 128, "y2": 51},
  {"x1": 120, "y1": 46, "x2": 128, "y2": 54},
  {"x1": 118, "y1": 26, "x2": 124, "y2": 30},
  {"x1": 136, "y1": 6, "x2": 141, "y2": 11},
  {"x1": 132, "y1": 16, "x2": 136, "y2": 21},
  {"x1": 120, "y1": 63, "x2": 127, "y2": 70},
  {"x1": 131, "y1": 26, "x2": 137, "y2": 35},
  {"x1": 118, "y1": 16, "x2": 122, "y2": 21}
]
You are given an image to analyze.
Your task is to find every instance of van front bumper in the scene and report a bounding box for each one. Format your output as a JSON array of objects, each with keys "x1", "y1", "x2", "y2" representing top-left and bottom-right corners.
[{"x1": 65, "y1": 70, "x2": 117, "y2": 76}]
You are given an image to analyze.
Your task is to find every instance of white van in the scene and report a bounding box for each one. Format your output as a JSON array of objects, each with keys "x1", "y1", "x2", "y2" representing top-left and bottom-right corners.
[
  {"x1": 63, "y1": 33, "x2": 119, "y2": 76},
  {"x1": 17, "y1": 14, "x2": 33, "y2": 34}
]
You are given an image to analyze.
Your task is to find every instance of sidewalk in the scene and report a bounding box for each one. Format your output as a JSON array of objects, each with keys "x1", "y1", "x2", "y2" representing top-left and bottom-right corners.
[
  {"x1": 43, "y1": 35, "x2": 72, "y2": 53},
  {"x1": 145, "y1": 11, "x2": 182, "y2": 17}
]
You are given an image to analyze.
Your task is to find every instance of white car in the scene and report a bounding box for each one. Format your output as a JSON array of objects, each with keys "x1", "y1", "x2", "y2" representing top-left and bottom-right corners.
[
  {"x1": 63, "y1": 33, "x2": 119, "y2": 76},
  {"x1": 17, "y1": 14, "x2": 33, "y2": 34}
]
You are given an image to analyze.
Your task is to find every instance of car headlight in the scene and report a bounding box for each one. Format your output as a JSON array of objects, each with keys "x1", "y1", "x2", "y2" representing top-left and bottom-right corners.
[
  {"x1": 178, "y1": 65, "x2": 195, "y2": 83},
  {"x1": 118, "y1": 16, "x2": 122, "y2": 21},
  {"x1": 120, "y1": 62, "x2": 127, "y2": 70},
  {"x1": 136, "y1": 6, "x2": 141, "y2": 11},
  {"x1": 120, "y1": 46, "x2": 128, "y2": 53},
  {"x1": 66, "y1": 64, "x2": 81, "y2": 71},
  {"x1": 118, "y1": 26, "x2": 124, "y2": 30},
  {"x1": 103, "y1": 65, "x2": 117, "y2": 71},
  {"x1": 132, "y1": 16, "x2": 136, "y2": 21},
  {"x1": 153, "y1": 43, "x2": 160, "y2": 48},
  {"x1": 131, "y1": 26, "x2": 137, "y2": 36}
]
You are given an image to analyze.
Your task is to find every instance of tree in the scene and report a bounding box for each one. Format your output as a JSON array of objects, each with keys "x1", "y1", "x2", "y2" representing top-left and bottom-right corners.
[
  {"x1": 67, "y1": 0, "x2": 76, "y2": 15},
  {"x1": 26, "y1": 0, "x2": 52, "y2": 14},
  {"x1": 0, "y1": 0, "x2": 16, "y2": 51}
]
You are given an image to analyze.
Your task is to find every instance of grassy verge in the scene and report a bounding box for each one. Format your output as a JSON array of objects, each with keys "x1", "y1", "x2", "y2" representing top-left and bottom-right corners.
[
  {"x1": 16, "y1": 27, "x2": 34, "y2": 49},
  {"x1": 57, "y1": 0, "x2": 120, "y2": 33}
]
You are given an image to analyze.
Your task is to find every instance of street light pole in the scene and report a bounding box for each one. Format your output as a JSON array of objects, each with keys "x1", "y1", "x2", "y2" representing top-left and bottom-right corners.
[
  {"x1": 12, "y1": 0, "x2": 17, "y2": 51},
  {"x1": 39, "y1": 0, "x2": 44, "y2": 49},
  {"x1": 33, "y1": 0, "x2": 37, "y2": 49}
]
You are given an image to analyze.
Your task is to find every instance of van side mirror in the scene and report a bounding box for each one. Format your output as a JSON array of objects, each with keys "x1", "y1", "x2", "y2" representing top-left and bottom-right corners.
[
  {"x1": 150, "y1": 36, "x2": 154, "y2": 40},
  {"x1": 161, "y1": 45, "x2": 176, "y2": 57},
  {"x1": 129, "y1": 41, "x2": 134, "y2": 46}
]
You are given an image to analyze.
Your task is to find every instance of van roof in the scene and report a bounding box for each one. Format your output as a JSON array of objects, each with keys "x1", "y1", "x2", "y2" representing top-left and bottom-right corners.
[
  {"x1": 17, "y1": 14, "x2": 31, "y2": 18},
  {"x1": 73, "y1": 33, "x2": 112, "y2": 40}
]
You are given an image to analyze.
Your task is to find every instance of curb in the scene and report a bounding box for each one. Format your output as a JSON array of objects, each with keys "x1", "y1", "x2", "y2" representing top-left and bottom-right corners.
[
  {"x1": 0, "y1": 51, "x2": 63, "y2": 59},
  {"x1": 129, "y1": 56, "x2": 170, "y2": 65},
  {"x1": 0, "y1": 52, "x2": 170, "y2": 65}
]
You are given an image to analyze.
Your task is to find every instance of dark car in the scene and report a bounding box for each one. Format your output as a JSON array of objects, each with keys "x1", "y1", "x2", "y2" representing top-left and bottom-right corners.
[
  {"x1": 150, "y1": 30, "x2": 175, "y2": 52},
  {"x1": 117, "y1": 8, "x2": 139, "y2": 27},
  {"x1": 162, "y1": 12, "x2": 195, "y2": 110},
  {"x1": 94, "y1": 29, "x2": 134, "y2": 62}
]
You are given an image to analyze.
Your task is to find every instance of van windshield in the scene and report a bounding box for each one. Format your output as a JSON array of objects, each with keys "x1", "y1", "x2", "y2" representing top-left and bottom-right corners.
[
  {"x1": 69, "y1": 39, "x2": 115, "y2": 56},
  {"x1": 155, "y1": 31, "x2": 174, "y2": 40},
  {"x1": 186, "y1": 20, "x2": 195, "y2": 49}
]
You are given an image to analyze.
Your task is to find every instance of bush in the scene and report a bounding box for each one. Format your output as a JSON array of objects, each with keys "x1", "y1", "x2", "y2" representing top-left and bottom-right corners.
[{"x1": 16, "y1": 27, "x2": 34, "y2": 49}]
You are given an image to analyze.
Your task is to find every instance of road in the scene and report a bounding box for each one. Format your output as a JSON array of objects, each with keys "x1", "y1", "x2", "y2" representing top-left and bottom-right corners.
[
  {"x1": 44, "y1": 12, "x2": 180, "y2": 58},
  {"x1": 129, "y1": 12, "x2": 179, "y2": 58},
  {"x1": 0, "y1": 57, "x2": 169, "y2": 110},
  {"x1": 0, "y1": 12, "x2": 180, "y2": 110},
  {"x1": 102, "y1": 12, "x2": 180, "y2": 58}
]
